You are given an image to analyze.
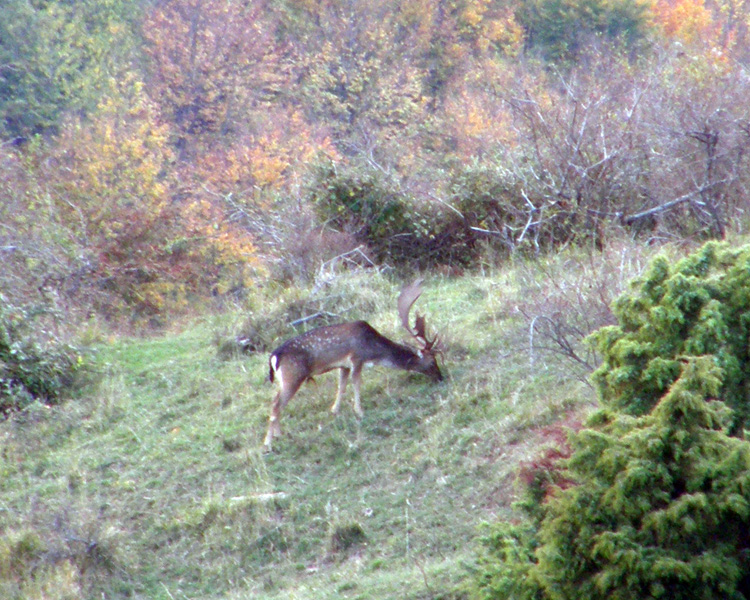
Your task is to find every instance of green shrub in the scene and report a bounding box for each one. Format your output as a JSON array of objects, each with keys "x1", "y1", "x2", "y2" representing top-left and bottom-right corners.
[
  {"x1": 472, "y1": 520, "x2": 543, "y2": 600},
  {"x1": 0, "y1": 296, "x2": 89, "y2": 414},
  {"x1": 591, "y1": 241, "x2": 750, "y2": 429},
  {"x1": 309, "y1": 161, "x2": 414, "y2": 264},
  {"x1": 474, "y1": 361, "x2": 750, "y2": 600},
  {"x1": 449, "y1": 161, "x2": 600, "y2": 260},
  {"x1": 472, "y1": 241, "x2": 750, "y2": 599},
  {"x1": 517, "y1": 0, "x2": 652, "y2": 63},
  {"x1": 308, "y1": 159, "x2": 479, "y2": 270}
]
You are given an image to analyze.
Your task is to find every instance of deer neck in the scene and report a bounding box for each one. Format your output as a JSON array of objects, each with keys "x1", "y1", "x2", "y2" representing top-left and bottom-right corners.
[{"x1": 369, "y1": 336, "x2": 421, "y2": 371}]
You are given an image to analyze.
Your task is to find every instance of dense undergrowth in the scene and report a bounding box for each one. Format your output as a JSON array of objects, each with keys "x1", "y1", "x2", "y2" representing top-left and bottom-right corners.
[
  {"x1": 0, "y1": 242, "x2": 656, "y2": 599},
  {"x1": 0, "y1": 296, "x2": 91, "y2": 415}
]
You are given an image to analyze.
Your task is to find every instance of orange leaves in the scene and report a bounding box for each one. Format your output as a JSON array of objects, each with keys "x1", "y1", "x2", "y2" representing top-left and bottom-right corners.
[
  {"x1": 652, "y1": 0, "x2": 717, "y2": 44},
  {"x1": 248, "y1": 141, "x2": 293, "y2": 190},
  {"x1": 194, "y1": 109, "x2": 338, "y2": 194},
  {"x1": 176, "y1": 194, "x2": 260, "y2": 295},
  {"x1": 195, "y1": 136, "x2": 293, "y2": 193},
  {"x1": 433, "y1": 59, "x2": 521, "y2": 158},
  {"x1": 8, "y1": 0, "x2": 750, "y2": 327},
  {"x1": 41, "y1": 79, "x2": 183, "y2": 317},
  {"x1": 9, "y1": 72, "x2": 270, "y2": 322},
  {"x1": 650, "y1": 0, "x2": 750, "y2": 59},
  {"x1": 458, "y1": 0, "x2": 524, "y2": 55},
  {"x1": 165, "y1": 108, "x2": 339, "y2": 299},
  {"x1": 0, "y1": 77, "x2": 180, "y2": 320},
  {"x1": 440, "y1": 86, "x2": 515, "y2": 156}
]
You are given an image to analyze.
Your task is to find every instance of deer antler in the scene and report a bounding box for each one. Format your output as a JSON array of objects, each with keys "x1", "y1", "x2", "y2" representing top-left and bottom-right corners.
[
  {"x1": 398, "y1": 278, "x2": 423, "y2": 335},
  {"x1": 398, "y1": 279, "x2": 441, "y2": 351}
]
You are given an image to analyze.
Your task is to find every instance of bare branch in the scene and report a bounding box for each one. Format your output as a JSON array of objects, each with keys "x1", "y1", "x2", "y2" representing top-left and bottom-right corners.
[
  {"x1": 288, "y1": 312, "x2": 340, "y2": 327},
  {"x1": 622, "y1": 181, "x2": 727, "y2": 225}
]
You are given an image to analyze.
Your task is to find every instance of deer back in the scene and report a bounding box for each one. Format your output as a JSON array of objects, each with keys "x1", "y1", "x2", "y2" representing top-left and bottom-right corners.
[
  {"x1": 269, "y1": 320, "x2": 441, "y2": 382},
  {"x1": 269, "y1": 321, "x2": 381, "y2": 380}
]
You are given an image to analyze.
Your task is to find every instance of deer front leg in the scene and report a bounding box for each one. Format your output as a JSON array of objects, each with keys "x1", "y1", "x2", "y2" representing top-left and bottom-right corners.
[
  {"x1": 330, "y1": 367, "x2": 350, "y2": 415},
  {"x1": 351, "y1": 362, "x2": 364, "y2": 418}
]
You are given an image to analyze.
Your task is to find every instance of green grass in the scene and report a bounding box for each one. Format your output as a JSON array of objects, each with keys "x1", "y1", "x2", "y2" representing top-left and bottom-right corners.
[{"x1": 0, "y1": 270, "x2": 602, "y2": 599}]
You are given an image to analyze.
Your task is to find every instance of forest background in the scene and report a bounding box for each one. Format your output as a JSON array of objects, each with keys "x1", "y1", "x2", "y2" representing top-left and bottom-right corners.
[{"x1": 2, "y1": 0, "x2": 749, "y2": 324}]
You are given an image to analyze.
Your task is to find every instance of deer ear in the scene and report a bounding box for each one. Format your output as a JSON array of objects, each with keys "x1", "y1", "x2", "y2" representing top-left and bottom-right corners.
[{"x1": 418, "y1": 349, "x2": 425, "y2": 358}]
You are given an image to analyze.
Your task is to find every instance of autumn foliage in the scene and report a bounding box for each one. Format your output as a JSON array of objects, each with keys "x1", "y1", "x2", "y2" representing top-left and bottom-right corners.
[{"x1": 141, "y1": 0, "x2": 281, "y2": 140}]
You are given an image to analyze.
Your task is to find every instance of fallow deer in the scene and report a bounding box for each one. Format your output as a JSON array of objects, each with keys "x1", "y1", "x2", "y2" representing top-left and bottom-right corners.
[{"x1": 263, "y1": 279, "x2": 443, "y2": 451}]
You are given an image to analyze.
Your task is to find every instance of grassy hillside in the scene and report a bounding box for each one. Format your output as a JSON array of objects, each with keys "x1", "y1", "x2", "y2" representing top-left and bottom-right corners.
[{"x1": 0, "y1": 249, "x2": 651, "y2": 599}]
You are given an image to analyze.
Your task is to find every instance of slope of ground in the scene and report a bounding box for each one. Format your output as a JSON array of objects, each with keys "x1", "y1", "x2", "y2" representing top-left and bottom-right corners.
[{"x1": 0, "y1": 271, "x2": 603, "y2": 599}]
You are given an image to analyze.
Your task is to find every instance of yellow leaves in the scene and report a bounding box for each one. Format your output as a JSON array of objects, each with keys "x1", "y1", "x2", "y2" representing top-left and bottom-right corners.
[
  {"x1": 178, "y1": 195, "x2": 262, "y2": 294},
  {"x1": 249, "y1": 141, "x2": 290, "y2": 190},
  {"x1": 650, "y1": 0, "x2": 738, "y2": 73},
  {"x1": 450, "y1": 0, "x2": 526, "y2": 55},
  {"x1": 195, "y1": 108, "x2": 338, "y2": 195},
  {"x1": 485, "y1": 11, "x2": 525, "y2": 56},
  {"x1": 440, "y1": 72, "x2": 517, "y2": 156},
  {"x1": 52, "y1": 79, "x2": 171, "y2": 244},
  {"x1": 16, "y1": 74, "x2": 213, "y2": 320},
  {"x1": 197, "y1": 138, "x2": 292, "y2": 192},
  {"x1": 460, "y1": 0, "x2": 490, "y2": 31}
]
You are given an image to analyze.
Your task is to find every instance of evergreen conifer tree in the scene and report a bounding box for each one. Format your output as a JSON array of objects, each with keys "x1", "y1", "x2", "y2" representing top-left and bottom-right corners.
[
  {"x1": 473, "y1": 241, "x2": 750, "y2": 600},
  {"x1": 591, "y1": 242, "x2": 750, "y2": 429},
  {"x1": 533, "y1": 357, "x2": 750, "y2": 599}
]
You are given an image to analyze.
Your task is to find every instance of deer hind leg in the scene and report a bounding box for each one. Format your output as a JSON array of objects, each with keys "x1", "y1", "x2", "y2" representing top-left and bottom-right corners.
[
  {"x1": 330, "y1": 367, "x2": 351, "y2": 415},
  {"x1": 263, "y1": 367, "x2": 305, "y2": 451},
  {"x1": 263, "y1": 389, "x2": 283, "y2": 450}
]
